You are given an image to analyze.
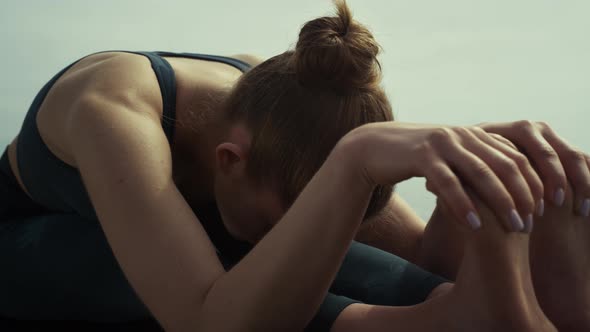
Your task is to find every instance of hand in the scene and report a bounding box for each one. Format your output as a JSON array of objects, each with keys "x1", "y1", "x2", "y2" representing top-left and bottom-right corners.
[
  {"x1": 340, "y1": 122, "x2": 543, "y2": 233},
  {"x1": 477, "y1": 120, "x2": 590, "y2": 217},
  {"x1": 436, "y1": 186, "x2": 515, "y2": 238}
]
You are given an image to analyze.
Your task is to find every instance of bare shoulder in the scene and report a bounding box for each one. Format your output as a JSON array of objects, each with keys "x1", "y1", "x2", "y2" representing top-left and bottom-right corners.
[
  {"x1": 229, "y1": 53, "x2": 267, "y2": 68},
  {"x1": 30, "y1": 51, "x2": 163, "y2": 169},
  {"x1": 79, "y1": 52, "x2": 163, "y2": 112},
  {"x1": 44, "y1": 51, "x2": 164, "y2": 120}
]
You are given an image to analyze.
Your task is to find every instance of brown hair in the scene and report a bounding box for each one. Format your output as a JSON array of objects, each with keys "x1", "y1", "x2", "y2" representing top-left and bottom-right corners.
[{"x1": 223, "y1": 0, "x2": 394, "y2": 219}]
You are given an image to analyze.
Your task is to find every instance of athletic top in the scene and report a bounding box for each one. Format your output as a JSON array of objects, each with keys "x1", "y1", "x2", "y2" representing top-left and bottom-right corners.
[{"x1": 12, "y1": 50, "x2": 254, "y2": 261}]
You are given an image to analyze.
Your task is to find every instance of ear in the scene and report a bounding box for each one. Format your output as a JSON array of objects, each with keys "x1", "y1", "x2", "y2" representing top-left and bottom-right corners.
[{"x1": 215, "y1": 142, "x2": 247, "y2": 176}]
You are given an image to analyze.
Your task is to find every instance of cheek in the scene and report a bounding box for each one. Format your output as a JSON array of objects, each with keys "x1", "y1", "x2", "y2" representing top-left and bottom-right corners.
[
  {"x1": 236, "y1": 196, "x2": 260, "y2": 224},
  {"x1": 221, "y1": 196, "x2": 250, "y2": 225}
]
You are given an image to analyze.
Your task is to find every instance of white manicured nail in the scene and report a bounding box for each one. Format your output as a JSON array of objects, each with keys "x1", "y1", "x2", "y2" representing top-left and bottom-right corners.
[
  {"x1": 467, "y1": 211, "x2": 482, "y2": 230},
  {"x1": 536, "y1": 199, "x2": 545, "y2": 217},
  {"x1": 582, "y1": 198, "x2": 590, "y2": 218},
  {"x1": 524, "y1": 214, "x2": 534, "y2": 233},
  {"x1": 510, "y1": 209, "x2": 525, "y2": 232},
  {"x1": 554, "y1": 188, "x2": 565, "y2": 207}
]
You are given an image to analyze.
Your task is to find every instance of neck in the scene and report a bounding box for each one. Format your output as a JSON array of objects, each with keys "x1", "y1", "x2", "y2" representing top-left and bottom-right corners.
[{"x1": 171, "y1": 92, "x2": 230, "y2": 205}]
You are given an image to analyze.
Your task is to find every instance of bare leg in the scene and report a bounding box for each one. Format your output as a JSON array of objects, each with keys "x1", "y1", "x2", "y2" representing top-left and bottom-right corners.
[
  {"x1": 420, "y1": 185, "x2": 590, "y2": 331},
  {"x1": 333, "y1": 194, "x2": 555, "y2": 332},
  {"x1": 529, "y1": 184, "x2": 590, "y2": 331},
  {"x1": 419, "y1": 202, "x2": 464, "y2": 280}
]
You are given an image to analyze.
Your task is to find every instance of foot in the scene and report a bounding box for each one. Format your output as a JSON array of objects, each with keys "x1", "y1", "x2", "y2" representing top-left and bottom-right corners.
[
  {"x1": 530, "y1": 184, "x2": 590, "y2": 331},
  {"x1": 438, "y1": 193, "x2": 556, "y2": 332}
]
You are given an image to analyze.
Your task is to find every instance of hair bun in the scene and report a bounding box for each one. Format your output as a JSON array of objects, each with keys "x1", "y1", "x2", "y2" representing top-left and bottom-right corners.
[{"x1": 293, "y1": 0, "x2": 382, "y2": 94}]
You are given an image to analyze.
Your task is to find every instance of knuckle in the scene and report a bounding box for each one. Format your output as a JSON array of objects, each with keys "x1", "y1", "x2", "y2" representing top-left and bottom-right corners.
[
  {"x1": 437, "y1": 173, "x2": 457, "y2": 189},
  {"x1": 429, "y1": 127, "x2": 455, "y2": 144},
  {"x1": 466, "y1": 126, "x2": 488, "y2": 135},
  {"x1": 472, "y1": 161, "x2": 493, "y2": 178},
  {"x1": 537, "y1": 145, "x2": 558, "y2": 159},
  {"x1": 491, "y1": 133, "x2": 519, "y2": 150},
  {"x1": 490, "y1": 133, "x2": 508, "y2": 142},
  {"x1": 497, "y1": 158, "x2": 520, "y2": 176},
  {"x1": 452, "y1": 126, "x2": 471, "y2": 137},
  {"x1": 430, "y1": 167, "x2": 456, "y2": 189},
  {"x1": 516, "y1": 119, "x2": 535, "y2": 132},
  {"x1": 536, "y1": 121, "x2": 550, "y2": 131},
  {"x1": 469, "y1": 126, "x2": 487, "y2": 136},
  {"x1": 569, "y1": 149, "x2": 586, "y2": 163},
  {"x1": 511, "y1": 153, "x2": 530, "y2": 169}
]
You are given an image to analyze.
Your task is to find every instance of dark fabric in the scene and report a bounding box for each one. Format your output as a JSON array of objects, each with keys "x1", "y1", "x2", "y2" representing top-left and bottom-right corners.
[
  {"x1": 329, "y1": 241, "x2": 447, "y2": 307},
  {"x1": 305, "y1": 293, "x2": 361, "y2": 332},
  {"x1": 0, "y1": 208, "x2": 445, "y2": 331},
  {"x1": 304, "y1": 241, "x2": 447, "y2": 332},
  {"x1": 0, "y1": 148, "x2": 49, "y2": 220},
  {"x1": 1, "y1": 159, "x2": 446, "y2": 330}
]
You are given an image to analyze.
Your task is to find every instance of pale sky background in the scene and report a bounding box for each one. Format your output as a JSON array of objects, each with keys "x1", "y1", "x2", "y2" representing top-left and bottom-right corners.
[{"x1": 1, "y1": 0, "x2": 588, "y2": 220}]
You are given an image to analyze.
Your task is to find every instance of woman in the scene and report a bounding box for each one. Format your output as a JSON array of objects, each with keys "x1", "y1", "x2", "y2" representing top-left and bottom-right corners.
[{"x1": 1, "y1": 0, "x2": 588, "y2": 331}]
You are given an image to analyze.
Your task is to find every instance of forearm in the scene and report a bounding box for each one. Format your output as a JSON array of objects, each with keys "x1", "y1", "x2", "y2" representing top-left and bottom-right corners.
[{"x1": 200, "y1": 145, "x2": 375, "y2": 330}]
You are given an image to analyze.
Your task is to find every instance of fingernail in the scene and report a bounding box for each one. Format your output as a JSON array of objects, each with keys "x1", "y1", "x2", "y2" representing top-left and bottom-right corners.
[
  {"x1": 467, "y1": 211, "x2": 482, "y2": 230},
  {"x1": 523, "y1": 214, "x2": 534, "y2": 233},
  {"x1": 536, "y1": 199, "x2": 545, "y2": 217},
  {"x1": 510, "y1": 209, "x2": 525, "y2": 232},
  {"x1": 581, "y1": 198, "x2": 590, "y2": 218},
  {"x1": 554, "y1": 188, "x2": 565, "y2": 207}
]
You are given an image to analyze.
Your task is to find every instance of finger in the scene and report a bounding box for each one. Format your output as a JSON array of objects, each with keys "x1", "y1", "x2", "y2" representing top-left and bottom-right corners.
[
  {"x1": 509, "y1": 122, "x2": 568, "y2": 209},
  {"x1": 461, "y1": 186, "x2": 530, "y2": 238},
  {"x1": 541, "y1": 125, "x2": 590, "y2": 217},
  {"x1": 489, "y1": 133, "x2": 519, "y2": 151},
  {"x1": 435, "y1": 197, "x2": 452, "y2": 217},
  {"x1": 456, "y1": 128, "x2": 536, "y2": 232},
  {"x1": 462, "y1": 186, "x2": 497, "y2": 223},
  {"x1": 443, "y1": 143, "x2": 524, "y2": 233},
  {"x1": 472, "y1": 128, "x2": 545, "y2": 221},
  {"x1": 424, "y1": 161, "x2": 482, "y2": 231}
]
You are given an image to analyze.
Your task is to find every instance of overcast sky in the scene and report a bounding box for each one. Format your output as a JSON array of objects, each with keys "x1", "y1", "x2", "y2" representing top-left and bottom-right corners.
[{"x1": 1, "y1": 0, "x2": 588, "y2": 219}]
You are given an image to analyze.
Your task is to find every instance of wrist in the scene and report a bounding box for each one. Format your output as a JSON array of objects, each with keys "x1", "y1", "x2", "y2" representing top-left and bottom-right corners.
[{"x1": 332, "y1": 128, "x2": 376, "y2": 193}]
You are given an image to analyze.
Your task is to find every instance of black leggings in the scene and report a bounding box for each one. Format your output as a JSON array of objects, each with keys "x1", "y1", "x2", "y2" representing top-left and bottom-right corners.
[{"x1": 0, "y1": 153, "x2": 447, "y2": 331}]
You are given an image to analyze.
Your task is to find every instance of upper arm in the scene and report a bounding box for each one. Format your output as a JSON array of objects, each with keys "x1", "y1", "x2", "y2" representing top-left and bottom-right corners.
[
  {"x1": 68, "y1": 90, "x2": 223, "y2": 331},
  {"x1": 354, "y1": 193, "x2": 426, "y2": 263}
]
